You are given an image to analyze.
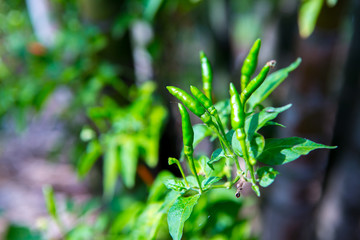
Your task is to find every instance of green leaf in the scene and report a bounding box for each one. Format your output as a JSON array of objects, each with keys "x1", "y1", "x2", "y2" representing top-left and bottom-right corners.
[
  {"x1": 164, "y1": 179, "x2": 187, "y2": 192},
  {"x1": 202, "y1": 176, "x2": 221, "y2": 189},
  {"x1": 264, "y1": 121, "x2": 286, "y2": 128},
  {"x1": 103, "y1": 140, "x2": 118, "y2": 199},
  {"x1": 148, "y1": 171, "x2": 173, "y2": 202},
  {"x1": 131, "y1": 203, "x2": 164, "y2": 240},
  {"x1": 193, "y1": 124, "x2": 211, "y2": 148},
  {"x1": 246, "y1": 104, "x2": 291, "y2": 140},
  {"x1": 258, "y1": 137, "x2": 337, "y2": 165},
  {"x1": 144, "y1": 0, "x2": 164, "y2": 21},
  {"x1": 257, "y1": 167, "x2": 279, "y2": 187},
  {"x1": 327, "y1": 0, "x2": 337, "y2": 7},
  {"x1": 77, "y1": 140, "x2": 102, "y2": 178},
  {"x1": 208, "y1": 148, "x2": 225, "y2": 164},
  {"x1": 42, "y1": 185, "x2": 57, "y2": 219},
  {"x1": 232, "y1": 132, "x2": 265, "y2": 159},
  {"x1": 119, "y1": 138, "x2": 139, "y2": 188},
  {"x1": 252, "y1": 185, "x2": 260, "y2": 197},
  {"x1": 298, "y1": 0, "x2": 324, "y2": 38},
  {"x1": 247, "y1": 58, "x2": 301, "y2": 111},
  {"x1": 167, "y1": 194, "x2": 201, "y2": 240}
]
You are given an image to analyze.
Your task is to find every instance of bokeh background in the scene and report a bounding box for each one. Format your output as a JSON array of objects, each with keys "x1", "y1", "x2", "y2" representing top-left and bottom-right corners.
[{"x1": 0, "y1": 0, "x2": 359, "y2": 239}]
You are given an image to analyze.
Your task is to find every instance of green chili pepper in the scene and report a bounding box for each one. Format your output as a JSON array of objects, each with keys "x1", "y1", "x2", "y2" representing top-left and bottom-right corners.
[
  {"x1": 178, "y1": 103, "x2": 194, "y2": 155},
  {"x1": 240, "y1": 60, "x2": 276, "y2": 104},
  {"x1": 229, "y1": 83, "x2": 245, "y2": 130},
  {"x1": 241, "y1": 39, "x2": 261, "y2": 91},
  {"x1": 167, "y1": 86, "x2": 206, "y2": 117},
  {"x1": 200, "y1": 51, "x2": 213, "y2": 101},
  {"x1": 190, "y1": 85, "x2": 214, "y2": 113}
]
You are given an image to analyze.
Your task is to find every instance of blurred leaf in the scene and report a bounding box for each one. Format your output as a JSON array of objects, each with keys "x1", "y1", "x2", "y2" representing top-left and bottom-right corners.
[
  {"x1": 77, "y1": 140, "x2": 102, "y2": 178},
  {"x1": 5, "y1": 225, "x2": 42, "y2": 240},
  {"x1": 256, "y1": 166, "x2": 279, "y2": 187},
  {"x1": 132, "y1": 203, "x2": 164, "y2": 240},
  {"x1": 42, "y1": 185, "x2": 57, "y2": 219},
  {"x1": 144, "y1": 0, "x2": 164, "y2": 21},
  {"x1": 327, "y1": 0, "x2": 337, "y2": 7},
  {"x1": 110, "y1": 202, "x2": 144, "y2": 235},
  {"x1": 193, "y1": 124, "x2": 211, "y2": 148},
  {"x1": 247, "y1": 58, "x2": 301, "y2": 111},
  {"x1": 258, "y1": 137, "x2": 336, "y2": 165},
  {"x1": 168, "y1": 194, "x2": 200, "y2": 240},
  {"x1": 120, "y1": 138, "x2": 139, "y2": 188},
  {"x1": 298, "y1": 0, "x2": 323, "y2": 38},
  {"x1": 103, "y1": 140, "x2": 118, "y2": 199},
  {"x1": 148, "y1": 171, "x2": 173, "y2": 202}
]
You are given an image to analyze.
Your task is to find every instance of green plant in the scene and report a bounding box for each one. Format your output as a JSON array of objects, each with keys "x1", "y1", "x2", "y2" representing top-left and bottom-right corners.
[{"x1": 165, "y1": 39, "x2": 336, "y2": 240}]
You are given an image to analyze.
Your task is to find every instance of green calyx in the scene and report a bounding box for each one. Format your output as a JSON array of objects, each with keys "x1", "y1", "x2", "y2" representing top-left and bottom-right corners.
[{"x1": 167, "y1": 86, "x2": 206, "y2": 117}]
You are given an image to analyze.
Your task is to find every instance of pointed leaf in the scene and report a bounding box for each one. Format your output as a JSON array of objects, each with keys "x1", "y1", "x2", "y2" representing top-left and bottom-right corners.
[
  {"x1": 202, "y1": 176, "x2": 221, "y2": 189},
  {"x1": 167, "y1": 194, "x2": 200, "y2": 240},
  {"x1": 104, "y1": 141, "x2": 118, "y2": 199},
  {"x1": 257, "y1": 166, "x2": 279, "y2": 187},
  {"x1": 208, "y1": 148, "x2": 225, "y2": 164},
  {"x1": 78, "y1": 140, "x2": 102, "y2": 178},
  {"x1": 247, "y1": 58, "x2": 301, "y2": 111},
  {"x1": 258, "y1": 137, "x2": 337, "y2": 165},
  {"x1": 164, "y1": 179, "x2": 187, "y2": 192},
  {"x1": 252, "y1": 185, "x2": 260, "y2": 197},
  {"x1": 246, "y1": 104, "x2": 291, "y2": 140},
  {"x1": 42, "y1": 185, "x2": 57, "y2": 219},
  {"x1": 120, "y1": 138, "x2": 139, "y2": 188}
]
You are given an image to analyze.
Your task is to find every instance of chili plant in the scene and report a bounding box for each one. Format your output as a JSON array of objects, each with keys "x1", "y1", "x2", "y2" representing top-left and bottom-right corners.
[{"x1": 165, "y1": 39, "x2": 336, "y2": 240}]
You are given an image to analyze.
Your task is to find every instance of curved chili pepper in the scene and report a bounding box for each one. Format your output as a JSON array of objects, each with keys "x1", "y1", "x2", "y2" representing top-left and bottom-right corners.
[
  {"x1": 178, "y1": 103, "x2": 194, "y2": 155},
  {"x1": 200, "y1": 51, "x2": 213, "y2": 101},
  {"x1": 190, "y1": 85, "x2": 213, "y2": 112},
  {"x1": 241, "y1": 39, "x2": 261, "y2": 91},
  {"x1": 229, "y1": 83, "x2": 245, "y2": 130},
  {"x1": 167, "y1": 86, "x2": 206, "y2": 117},
  {"x1": 240, "y1": 60, "x2": 276, "y2": 104}
]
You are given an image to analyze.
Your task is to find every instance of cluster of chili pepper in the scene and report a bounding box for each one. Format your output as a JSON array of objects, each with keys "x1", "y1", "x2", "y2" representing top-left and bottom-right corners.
[{"x1": 167, "y1": 39, "x2": 275, "y2": 196}]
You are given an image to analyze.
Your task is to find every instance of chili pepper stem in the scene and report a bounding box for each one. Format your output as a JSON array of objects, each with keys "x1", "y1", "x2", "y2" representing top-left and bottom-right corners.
[
  {"x1": 207, "y1": 121, "x2": 243, "y2": 173},
  {"x1": 186, "y1": 153, "x2": 203, "y2": 193},
  {"x1": 237, "y1": 134, "x2": 256, "y2": 184}
]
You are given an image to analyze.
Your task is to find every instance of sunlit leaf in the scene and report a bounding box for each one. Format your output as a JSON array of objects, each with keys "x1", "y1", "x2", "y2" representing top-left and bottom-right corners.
[
  {"x1": 257, "y1": 166, "x2": 279, "y2": 187},
  {"x1": 167, "y1": 194, "x2": 200, "y2": 240},
  {"x1": 103, "y1": 140, "x2": 118, "y2": 199},
  {"x1": 77, "y1": 140, "x2": 102, "y2": 178},
  {"x1": 247, "y1": 58, "x2": 301, "y2": 111},
  {"x1": 42, "y1": 185, "x2": 57, "y2": 219},
  {"x1": 202, "y1": 176, "x2": 221, "y2": 189},
  {"x1": 258, "y1": 137, "x2": 336, "y2": 165},
  {"x1": 120, "y1": 138, "x2": 139, "y2": 188}
]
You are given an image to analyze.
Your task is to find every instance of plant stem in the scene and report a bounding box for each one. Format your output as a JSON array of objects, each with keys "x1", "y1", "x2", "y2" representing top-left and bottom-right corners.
[
  {"x1": 237, "y1": 130, "x2": 256, "y2": 184},
  {"x1": 186, "y1": 153, "x2": 203, "y2": 193},
  {"x1": 176, "y1": 162, "x2": 189, "y2": 188},
  {"x1": 207, "y1": 121, "x2": 242, "y2": 173}
]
